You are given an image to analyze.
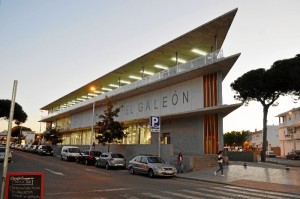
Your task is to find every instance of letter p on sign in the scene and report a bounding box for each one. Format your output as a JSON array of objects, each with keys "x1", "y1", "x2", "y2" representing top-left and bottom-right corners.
[{"x1": 150, "y1": 116, "x2": 160, "y2": 127}]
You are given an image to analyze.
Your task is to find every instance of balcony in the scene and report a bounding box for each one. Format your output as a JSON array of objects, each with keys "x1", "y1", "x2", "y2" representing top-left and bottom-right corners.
[{"x1": 42, "y1": 49, "x2": 224, "y2": 120}]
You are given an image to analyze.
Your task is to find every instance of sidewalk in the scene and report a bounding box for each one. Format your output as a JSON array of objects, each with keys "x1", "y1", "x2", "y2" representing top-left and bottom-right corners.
[{"x1": 176, "y1": 161, "x2": 300, "y2": 195}]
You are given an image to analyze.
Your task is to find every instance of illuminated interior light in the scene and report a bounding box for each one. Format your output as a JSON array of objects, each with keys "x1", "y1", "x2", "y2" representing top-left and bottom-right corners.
[
  {"x1": 120, "y1": 80, "x2": 131, "y2": 84},
  {"x1": 154, "y1": 64, "x2": 168, "y2": 70},
  {"x1": 140, "y1": 70, "x2": 154, "y2": 76},
  {"x1": 88, "y1": 93, "x2": 98, "y2": 97},
  {"x1": 93, "y1": 90, "x2": 102, "y2": 94},
  {"x1": 102, "y1": 87, "x2": 112, "y2": 91},
  {"x1": 77, "y1": 98, "x2": 85, "y2": 101},
  {"x1": 109, "y1": 84, "x2": 119, "y2": 88},
  {"x1": 129, "y1": 75, "x2": 142, "y2": 80},
  {"x1": 191, "y1": 48, "x2": 207, "y2": 56},
  {"x1": 82, "y1": 95, "x2": 88, "y2": 99},
  {"x1": 171, "y1": 57, "x2": 186, "y2": 63}
]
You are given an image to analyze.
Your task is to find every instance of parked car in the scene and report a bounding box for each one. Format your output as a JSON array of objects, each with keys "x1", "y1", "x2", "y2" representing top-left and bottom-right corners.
[
  {"x1": 286, "y1": 150, "x2": 300, "y2": 160},
  {"x1": 95, "y1": 152, "x2": 126, "y2": 169},
  {"x1": 0, "y1": 147, "x2": 12, "y2": 163},
  {"x1": 128, "y1": 154, "x2": 177, "y2": 178},
  {"x1": 77, "y1": 150, "x2": 101, "y2": 165},
  {"x1": 37, "y1": 145, "x2": 53, "y2": 156},
  {"x1": 29, "y1": 145, "x2": 39, "y2": 154},
  {"x1": 266, "y1": 151, "x2": 276, "y2": 157},
  {"x1": 61, "y1": 146, "x2": 80, "y2": 161}
]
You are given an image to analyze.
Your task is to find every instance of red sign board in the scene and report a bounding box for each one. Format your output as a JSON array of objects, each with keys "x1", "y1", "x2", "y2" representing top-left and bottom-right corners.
[{"x1": 5, "y1": 172, "x2": 44, "y2": 199}]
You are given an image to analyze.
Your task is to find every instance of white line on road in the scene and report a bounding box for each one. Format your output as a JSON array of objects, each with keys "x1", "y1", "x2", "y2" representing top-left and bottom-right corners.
[
  {"x1": 85, "y1": 168, "x2": 110, "y2": 175},
  {"x1": 45, "y1": 168, "x2": 64, "y2": 176}
]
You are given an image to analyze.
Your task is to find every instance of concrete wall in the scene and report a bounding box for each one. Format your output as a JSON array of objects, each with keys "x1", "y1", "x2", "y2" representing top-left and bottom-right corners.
[{"x1": 227, "y1": 151, "x2": 257, "y2": 162}]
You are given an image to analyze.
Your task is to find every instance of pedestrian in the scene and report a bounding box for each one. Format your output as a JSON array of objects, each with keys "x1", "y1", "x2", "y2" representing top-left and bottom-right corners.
[
  {"x1": 214, "y1": 150, "x2": 224, "y2": 176},
  {"x1": 177, "y1": 153, "x2": 184, "y2": 173}
]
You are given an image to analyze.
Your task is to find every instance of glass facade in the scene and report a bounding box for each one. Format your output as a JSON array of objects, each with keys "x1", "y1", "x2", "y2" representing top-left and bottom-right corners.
[{"x1": 60, "y1": 123, "x2": 151, "y2": 145}]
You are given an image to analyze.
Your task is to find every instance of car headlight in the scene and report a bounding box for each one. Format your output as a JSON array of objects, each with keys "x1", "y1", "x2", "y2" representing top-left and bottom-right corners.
[{"x1": 153, "y1": 166, "x2": 163, "y2": 171}]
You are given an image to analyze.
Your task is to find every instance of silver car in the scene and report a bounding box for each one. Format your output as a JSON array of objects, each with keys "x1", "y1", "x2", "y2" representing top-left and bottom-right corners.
[
  {"x1": 95, "y1": 152, "x2": 126, "y2": 169},
  {"x1": 128, "y1": 155, "x2": 177, "y2": 178},
  {"x1": 0, "y1": 147, "x2": 12, "y2": 163}
]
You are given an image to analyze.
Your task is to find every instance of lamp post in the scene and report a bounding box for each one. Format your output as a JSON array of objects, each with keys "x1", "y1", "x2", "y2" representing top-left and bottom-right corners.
[{"x1": 89, "y1": 101, "x2": 95, "y2": 151}]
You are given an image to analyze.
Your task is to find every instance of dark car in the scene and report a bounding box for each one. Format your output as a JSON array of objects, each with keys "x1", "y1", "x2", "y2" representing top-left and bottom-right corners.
[
  {"x1": 37, "y1": 145, "x2": 53, "y2": 156},
  {"x1": 286, "y1": 150, "x2": 300, "y2": 160},
  {"x1": 77, "y1": 150, "x2": 102, "y2": 165},
  {"x1": 95, "y1": 152, "x2": 126, "y2": 169}
]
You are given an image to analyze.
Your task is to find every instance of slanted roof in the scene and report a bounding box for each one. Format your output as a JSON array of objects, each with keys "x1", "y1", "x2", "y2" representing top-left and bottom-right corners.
[{"x1": 41, "y1": 8, "x2": 238, "y2": 110}]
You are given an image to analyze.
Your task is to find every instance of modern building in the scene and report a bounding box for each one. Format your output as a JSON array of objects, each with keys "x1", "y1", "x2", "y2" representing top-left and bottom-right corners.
[
  {"x1": 40, "y1": 9, "x2": 241, "y2": 163},
  {"x1": 277, "y1": 107, "x2": 300, "y2": 156}
]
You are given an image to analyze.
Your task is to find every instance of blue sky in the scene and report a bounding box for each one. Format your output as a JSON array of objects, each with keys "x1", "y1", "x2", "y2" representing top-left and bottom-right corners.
[{"x1": 1, "y1": 0, "x2": 299, "y2": 133}]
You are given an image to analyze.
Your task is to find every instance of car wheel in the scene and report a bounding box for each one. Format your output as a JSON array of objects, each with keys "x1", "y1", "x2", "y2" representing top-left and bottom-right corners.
[
  {"x1": 85, "y1": 160, "x2": 89, "y2": 165},
  {"x1": 148, "y1": 169, "x2": 154, "y2": 178},
  {"x1": 105, "y1": 163, "x2": 110, "y2": 170},
  {"x1": 129, "y1": 167, "x2": 135, "y2": 174},
  {"x1": 67, "y1": 156, "x2": 70, "y2": 161},
  {"x1": 293, "y1": 156, "x2": 295, "y2": 160},
  {"x1": 76, "y1": 158, "x2": 80, "y2": 164},
  {"x1": 95, "y1": 162, "x2": 98, "y2": 168},
  {"x1": 61, "y1": 155, "x2": 64, "y2": 160}
]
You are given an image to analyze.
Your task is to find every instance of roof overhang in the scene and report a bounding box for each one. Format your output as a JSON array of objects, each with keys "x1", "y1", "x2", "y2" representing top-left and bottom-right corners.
[{"x1": 41, "y1": 8, "x2": 238, "y2": 111}]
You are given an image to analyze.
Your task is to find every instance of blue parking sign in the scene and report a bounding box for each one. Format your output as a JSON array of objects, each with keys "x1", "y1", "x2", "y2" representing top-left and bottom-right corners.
[{"x1": 150, "y1": 116, "x2": 160, "y2": 127}]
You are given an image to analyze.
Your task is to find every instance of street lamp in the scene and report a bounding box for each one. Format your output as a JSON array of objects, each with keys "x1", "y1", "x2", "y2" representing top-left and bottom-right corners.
[
  {"x1": 89, "y1": 101, "x2": 95, "y2": 151},
  {"x1": 89, "y1": 86, "x2": 100, "y2": 151}
]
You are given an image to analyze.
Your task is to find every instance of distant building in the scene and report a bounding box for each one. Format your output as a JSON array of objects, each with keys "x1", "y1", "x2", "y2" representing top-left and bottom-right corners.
[
  {"x1": 249, "y1": 125, "x2": 279, "y2": 150},
  {"x1": 277, "y1": 107, "x2": 300, "y2": 156}
]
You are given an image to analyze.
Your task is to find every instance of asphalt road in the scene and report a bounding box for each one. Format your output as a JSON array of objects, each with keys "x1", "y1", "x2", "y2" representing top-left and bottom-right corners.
[{"x1": 2, "y1": 151, "x2": 300, "y2": 199}]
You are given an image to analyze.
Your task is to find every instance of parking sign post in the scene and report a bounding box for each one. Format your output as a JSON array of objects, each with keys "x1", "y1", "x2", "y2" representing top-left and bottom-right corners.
[{"x1": 150, "y1": 116, "x2": 161, "y2": 157}]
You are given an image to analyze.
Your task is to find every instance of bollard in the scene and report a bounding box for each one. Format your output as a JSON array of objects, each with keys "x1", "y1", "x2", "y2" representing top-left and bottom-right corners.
[
  {"x1": 244, "y1": 162, "x2": 247, "y2": 167},
  {"x1": 286, "y1": 166, "x2": 290, "y2": 170}
]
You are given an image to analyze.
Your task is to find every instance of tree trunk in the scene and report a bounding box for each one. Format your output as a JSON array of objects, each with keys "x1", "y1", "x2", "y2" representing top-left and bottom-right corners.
[{"x1": 261, "y1": 105, "x2": 269, "y2": 162}]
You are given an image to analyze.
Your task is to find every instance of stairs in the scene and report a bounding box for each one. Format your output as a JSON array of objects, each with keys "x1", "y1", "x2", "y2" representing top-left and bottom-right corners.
[{"x1": 191, "y1": 155, "x2": 219, "y2": 171}]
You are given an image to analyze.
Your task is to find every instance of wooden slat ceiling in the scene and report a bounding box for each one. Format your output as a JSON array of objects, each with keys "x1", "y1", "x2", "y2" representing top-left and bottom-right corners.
[{"x1": 41, "y1": 8, "x2": 238, "y2": 110}]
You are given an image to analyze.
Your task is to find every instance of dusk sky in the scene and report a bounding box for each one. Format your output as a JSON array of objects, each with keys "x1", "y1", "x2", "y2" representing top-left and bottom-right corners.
[{"x1": 1, "y1": 0, "x2": 299, "y2": 134}]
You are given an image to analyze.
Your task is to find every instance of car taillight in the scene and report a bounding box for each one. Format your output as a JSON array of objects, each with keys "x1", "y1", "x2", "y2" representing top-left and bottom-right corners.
[{"x1": 108, "y1": 158, "x2": 114, "y2": 161}]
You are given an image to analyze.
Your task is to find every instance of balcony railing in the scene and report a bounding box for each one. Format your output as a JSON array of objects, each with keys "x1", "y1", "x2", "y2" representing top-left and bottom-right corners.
[{"x1": 44, "y1": 49, "x2": 224, "y2": 119}]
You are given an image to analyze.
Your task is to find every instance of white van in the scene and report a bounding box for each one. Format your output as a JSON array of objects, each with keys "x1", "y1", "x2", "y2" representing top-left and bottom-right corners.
[{"x1": 61, "y1": 146, "x2": 80, "y2": 161}]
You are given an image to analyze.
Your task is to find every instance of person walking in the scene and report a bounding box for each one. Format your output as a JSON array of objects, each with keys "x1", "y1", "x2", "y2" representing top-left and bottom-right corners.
[
  {"x1": 214, "y1": 150, "x2": 224, "y2": 176},
  {"x1": 177, "y1": 153, "x2": 184, "y2": 173}
]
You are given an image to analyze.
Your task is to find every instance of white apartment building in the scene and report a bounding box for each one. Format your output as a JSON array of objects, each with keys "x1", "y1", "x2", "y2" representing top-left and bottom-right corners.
[
  {"x1": 249, "y1": 125, "x2": 279, "y2": 150},
  {"x1": 277, "y1": 107, "x2": 300, "y2": 156}
]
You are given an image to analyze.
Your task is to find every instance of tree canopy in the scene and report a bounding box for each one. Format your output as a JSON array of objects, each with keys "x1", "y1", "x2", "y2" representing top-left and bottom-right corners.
[
  {"x1": 230, "y1": 54, "x2": 300, "y2": 162},
  {"x1": 224, "y1": 130, "x2": 250, "y2": 147},
  {"x1": 0, "y1": 99, "x2": 28, "y2": 124},
  {"x1": 95, "y1": 97, "x2": 126, "y2": 152},
  {"x1": 11, "y1": 126, "x2": 32, "y2": 137},
  {"x1": 42, "y1": 129, "x2": 63, "y2": 145}
]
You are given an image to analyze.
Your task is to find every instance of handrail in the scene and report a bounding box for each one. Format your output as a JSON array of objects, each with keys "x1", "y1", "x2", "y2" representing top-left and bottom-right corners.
[{"x1": 44, "y1": 49, "x2": 223, "y2": 119}]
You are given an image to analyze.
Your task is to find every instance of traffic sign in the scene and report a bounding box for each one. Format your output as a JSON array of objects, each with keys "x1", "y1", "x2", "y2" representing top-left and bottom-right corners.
[{"x1": 150, "y1": 116, "x2": 160, "y2": 132}]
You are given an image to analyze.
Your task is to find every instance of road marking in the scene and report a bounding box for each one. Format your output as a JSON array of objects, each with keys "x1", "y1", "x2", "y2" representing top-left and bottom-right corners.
[
  {"x1": 180, "y1": 189, "x2": 231, "y2": 199},
  {"x1": 85, "y1": 168, "x2": 110, "y2": 175},
  {"x1": 163, "y1": 191, "x2": 203, "y2": 199},
  {"x1": 45, "y1": 168, "x2": 64, "y2": 176},
  {"x1": 47, "y1": 188, "x2": 132, "y2": 196},
  {"x1": 212, "y1": 186, "x2": 285, "y2": 199},
  {"x1": 224, "y1": 185, "x2": 300, "y2": 198},
  {"x1": 141, "y1": 192, "x2": 173, "y2": 199},
  {"x1": 196, "y1": 187, "x2": 253, "y2": 199}
]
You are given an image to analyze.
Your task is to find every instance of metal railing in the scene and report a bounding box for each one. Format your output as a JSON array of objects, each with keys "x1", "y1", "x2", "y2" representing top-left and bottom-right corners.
[{"x1": 45, "y1": 49, "x2": 223, "y2": 119}]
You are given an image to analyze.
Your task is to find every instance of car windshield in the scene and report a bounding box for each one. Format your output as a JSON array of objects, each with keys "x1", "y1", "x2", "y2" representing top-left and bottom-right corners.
[
  {"x1": 147, "y1": 156, "x2": 165, "y2": 163},
  {"x1": 69, "y1": 148, "x2": 80, "y2": 153},
  {"x1": 295, "y1": 151, "x2": 300, "y2": 155},
  {"x1": 111, "y1": 154, "x2": 124, "y2": 158},
  {"x1": 91, "y1": 151, "x2": 101, "y2": 156}
]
